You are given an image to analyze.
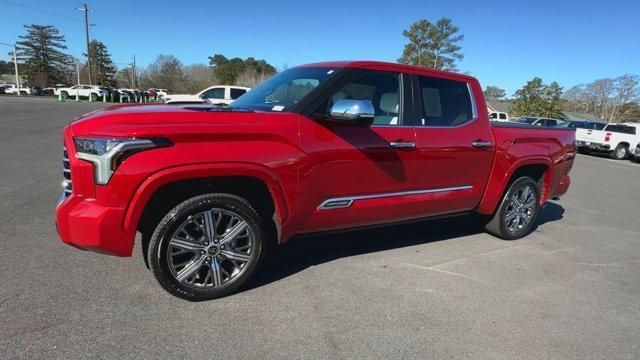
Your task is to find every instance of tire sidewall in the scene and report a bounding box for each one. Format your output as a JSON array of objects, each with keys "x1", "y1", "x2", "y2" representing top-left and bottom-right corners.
[
  {"x1": 614, "y1": 146, "x2": 627, "y2": 160},
  {"x1": 495, "y1": 177, "x2": 541, "y2": 240},
  {"x1": 149, "y1": 194, "x2": 266, "y2": 301}
]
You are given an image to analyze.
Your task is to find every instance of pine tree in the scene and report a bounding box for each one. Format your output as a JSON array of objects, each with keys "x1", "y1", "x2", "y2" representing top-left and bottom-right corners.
[
  {"x1": 15, "y1": 24, "x2": 71, "y2": 87},
  {"x1": 398, "y1": 18, "x2": 464, "y2": 71},
  {"x1": 84, "y1": 40, "x2": 116, "y2": 86},
  {"x1": 510, "y1": 78, "x2": 564, "y2": 118}
]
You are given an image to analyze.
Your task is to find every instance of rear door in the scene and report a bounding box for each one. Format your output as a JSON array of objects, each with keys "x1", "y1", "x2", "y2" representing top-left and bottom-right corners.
[{"x1": 405, "y1": 74, "x2": 495, "y2": 217}]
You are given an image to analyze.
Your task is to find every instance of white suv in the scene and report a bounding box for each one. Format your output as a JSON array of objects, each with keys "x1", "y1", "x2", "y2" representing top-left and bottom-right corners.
[
  {"x1": 575, "y1": 122, "x2": 640, "y2": 160},
  {"x1": 54, "y1": 85, "x2": 107, "y2": 101},
  {"x1": 163, "y1": 85, "x2": 250, "y2": 105}
]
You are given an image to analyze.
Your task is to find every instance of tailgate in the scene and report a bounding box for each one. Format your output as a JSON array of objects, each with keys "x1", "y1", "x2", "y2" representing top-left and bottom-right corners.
[{"x1": 576, "y1": 128, "x2": 605, "y2": 143}]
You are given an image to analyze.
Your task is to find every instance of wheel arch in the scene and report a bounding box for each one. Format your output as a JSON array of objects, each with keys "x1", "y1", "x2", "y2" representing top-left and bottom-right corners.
[
  {"x1": 477, "y1": 157, "x2": 551, "y2": 215},
  {"x1": 123, "y1": 163, "x2": 290, "y2": 260}
]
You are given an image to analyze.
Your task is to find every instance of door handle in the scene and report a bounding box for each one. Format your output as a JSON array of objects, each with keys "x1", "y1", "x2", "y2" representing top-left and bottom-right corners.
[
  {"x1": 472, "y1": 140, "x2": 492, "y2": 149},
  {"x1": 389, "y1": 141, "x2": 416, "y2": 149}
]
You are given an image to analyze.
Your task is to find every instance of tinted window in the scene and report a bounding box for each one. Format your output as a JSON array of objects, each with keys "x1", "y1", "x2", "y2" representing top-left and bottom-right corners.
[
  {"x1": 201, "y1": 87, "x2": 225, "y2": 99},
  {"x1": 417, "y1": 76, "x2": 473, "y2": 126},
  {"x1": 499, "y1": 113, "x2": 507, "y2": 120},
  {"x1": 489, "y1": 112, "x2": 498, "y2": 119},
  {"x1": 545, "y1": 119, "x2": 558, "y2": 126},
  {"x1": 605, "y1": 125, "x2": 636, "y2": 135},
  {"x1": 230, "y1": 88, "x2": 246, "y2": 99},
  {"x1": 594, "y1": 123, "x2": 606, "y2": 130}
]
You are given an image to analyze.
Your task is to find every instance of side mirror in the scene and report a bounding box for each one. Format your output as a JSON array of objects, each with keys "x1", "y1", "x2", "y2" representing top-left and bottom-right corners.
[{"x1": 329, "y1": 99, "x2": 375, "y2": 126}]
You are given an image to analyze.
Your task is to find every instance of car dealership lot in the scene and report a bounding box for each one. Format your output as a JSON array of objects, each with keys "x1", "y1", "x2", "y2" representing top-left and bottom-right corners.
[{"x1": 0, "y1": 96, "x2": 638, "y2": 359}]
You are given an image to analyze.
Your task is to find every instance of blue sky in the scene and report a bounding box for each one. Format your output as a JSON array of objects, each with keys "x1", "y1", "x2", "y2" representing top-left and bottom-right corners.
[{"x1": 1, "y1": 0, "x2": 638, "y2": 95}]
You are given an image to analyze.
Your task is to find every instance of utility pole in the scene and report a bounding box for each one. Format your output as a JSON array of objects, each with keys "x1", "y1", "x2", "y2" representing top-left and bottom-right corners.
[
  {"x1": 132, "y1": 55, "x2": 136, "y2": 89},
  {"x1": 1, "y1": 42, "x2": 20, "y2": 96},
  {"x1": 77, "y1": 3, "x2": 94, "y2": 84},
  {"x1": 13, "y1": 44, "x2": 20, "y2": 96},
  {"x1": 76, "y1": 60, "x2": 80, "y2": 85}
]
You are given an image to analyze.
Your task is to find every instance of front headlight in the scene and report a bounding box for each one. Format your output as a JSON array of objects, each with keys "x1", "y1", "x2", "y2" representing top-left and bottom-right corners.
[{"x1": 73, "y1": 137, "x2": 171, "y2": 185}]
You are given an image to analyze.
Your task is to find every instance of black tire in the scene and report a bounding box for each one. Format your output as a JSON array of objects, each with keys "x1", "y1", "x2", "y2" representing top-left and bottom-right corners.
[
  {"x1": 89, "y1": 93, "x2": 97, "y2": 101},
  {"x1": 148, "y1": 193, "x2": 268, "y2": 301},
  {"x1": 20, "y1": 91, "x2": 27, "y2": 95},
  {"x1": 485, "y1": 177, "x2": 541, "y2": 240},
  {"x1": 610, "y1": 144, "x2": 627, "y2": 160},
  {"x1": 577, "y1": 147, "x2": 590, "y2": 155},
  {"x1": 61, "y1": 91, "x2": 69, "y2": 99}
]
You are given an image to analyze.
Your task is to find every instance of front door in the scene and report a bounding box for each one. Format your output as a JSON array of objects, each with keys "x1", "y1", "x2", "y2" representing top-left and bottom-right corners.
[
  {"x1": 298, "y1": 70, "x2": 416, "y2": 232},
  {"x1": 404, "y1": 74, "x2": 495, "y2": 218}
]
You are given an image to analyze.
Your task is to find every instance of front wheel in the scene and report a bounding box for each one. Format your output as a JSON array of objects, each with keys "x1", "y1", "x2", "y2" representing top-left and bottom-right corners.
[
  {"x1": 148, "y1": 193, "x2": 267, "y2": 300},
  {"x1": 610, "y1": 145, "x2": 627, "y2": 160},
  {"x1": 61, "y1": 91, "x2": 69, "y2": 99},
  {"x1": 485, "y1": 177, "x2": 541, "y2": 240}
]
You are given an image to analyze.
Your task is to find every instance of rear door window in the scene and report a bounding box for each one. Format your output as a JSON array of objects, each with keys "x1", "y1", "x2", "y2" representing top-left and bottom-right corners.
[
  {"x1": 230, "y1": 88, "x2": 247, "y2": 99},
  {"x1": 416, "y1": 76, "x2": 474, "y2": 127}
]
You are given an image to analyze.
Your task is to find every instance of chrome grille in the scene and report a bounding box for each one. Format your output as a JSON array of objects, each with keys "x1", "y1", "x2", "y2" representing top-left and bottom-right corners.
[{"x1": 63, "y1": 145, "x2": 72, "y2": 196}]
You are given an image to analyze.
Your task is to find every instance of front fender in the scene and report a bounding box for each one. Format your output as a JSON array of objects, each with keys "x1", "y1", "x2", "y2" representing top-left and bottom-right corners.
[{"x1": 121, "y1": 162, "x2": 292, "y2": 242}]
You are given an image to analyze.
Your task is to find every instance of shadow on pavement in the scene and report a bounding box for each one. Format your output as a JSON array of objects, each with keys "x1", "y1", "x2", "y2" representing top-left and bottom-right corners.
[{"x1": 250, "y1": 202, "x2": 565, "y2": 290}]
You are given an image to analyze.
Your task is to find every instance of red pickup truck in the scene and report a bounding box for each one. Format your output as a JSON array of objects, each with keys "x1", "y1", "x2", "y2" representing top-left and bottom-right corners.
[{"x1": 56, "y1": 61, "x2": 575, "y2": 300}]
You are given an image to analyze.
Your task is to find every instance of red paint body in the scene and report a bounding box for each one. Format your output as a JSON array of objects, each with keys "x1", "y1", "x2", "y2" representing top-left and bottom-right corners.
[{"x1": 56, "y1": 61, "x2": 575, "y2": 256}]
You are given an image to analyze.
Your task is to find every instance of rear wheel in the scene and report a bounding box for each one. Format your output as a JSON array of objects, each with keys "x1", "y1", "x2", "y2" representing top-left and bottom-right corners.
[
  {"x1": 610, "y1": 145, "x2": 627, "y2": 160},
  {"x1": 61, "y1": 91, "x2": 69, "y2": 99},
  {"x1": 485, "y1": 177, "x2": 541, "y2": 240},
  {"x1": 89, "y1": 93, "x2": 98, "y2": 101},
  {"x1": 148, "y1": 193, "x2": 267, "y2": 300}
]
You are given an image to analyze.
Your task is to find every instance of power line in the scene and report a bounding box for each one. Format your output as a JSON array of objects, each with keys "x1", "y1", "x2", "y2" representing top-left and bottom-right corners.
[{"x1": 0, "y1": 0, "x2": 83, "y2": 22}]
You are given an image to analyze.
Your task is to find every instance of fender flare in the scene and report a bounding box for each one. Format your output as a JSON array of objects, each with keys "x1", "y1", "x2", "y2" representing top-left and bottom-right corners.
[
  {"x1": 476, "y1": 156, "x2": 552, "y2": 215},
  {"x1": 121, "y1": 162, "x2": 291, "y2": 241}
]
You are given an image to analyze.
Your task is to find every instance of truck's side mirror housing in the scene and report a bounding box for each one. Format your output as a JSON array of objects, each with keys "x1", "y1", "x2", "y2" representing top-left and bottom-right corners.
[{"x1": 329, "y1": 99, "x2": 375, "y2": 126}]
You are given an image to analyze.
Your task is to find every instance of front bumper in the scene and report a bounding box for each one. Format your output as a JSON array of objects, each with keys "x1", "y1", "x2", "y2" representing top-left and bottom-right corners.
[
  {"x1": 56, "y1": 194, "x2": 134, "y2": 257},
  {"x1": 575, "y1": 141, "x2": 610, "y2": 151}
]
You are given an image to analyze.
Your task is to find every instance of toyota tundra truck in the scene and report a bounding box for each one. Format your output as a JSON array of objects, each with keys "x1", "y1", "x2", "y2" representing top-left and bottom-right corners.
[{"x1": 56, "y1": 61, "x2": 575, "y2": 300}]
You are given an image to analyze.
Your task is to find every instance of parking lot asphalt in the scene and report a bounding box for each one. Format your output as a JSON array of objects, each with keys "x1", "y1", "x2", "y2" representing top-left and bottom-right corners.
[{"x1": 0, "y1": 95, "x2": 638, "y2": 359}]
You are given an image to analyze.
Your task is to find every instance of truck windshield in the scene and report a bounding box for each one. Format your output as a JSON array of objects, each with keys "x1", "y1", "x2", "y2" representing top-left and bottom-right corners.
[{"x1": 230, "y1": 67, "x2": 339, "y2": 112}]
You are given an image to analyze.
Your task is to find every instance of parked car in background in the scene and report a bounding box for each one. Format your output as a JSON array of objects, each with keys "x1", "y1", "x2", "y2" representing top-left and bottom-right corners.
[
  {"x1": 162, "y1": 85, "x2": 250, "y2": 105},
  {"x1": 562, "y1": 120, "x2": 607, "y2": 130},
  {"x1": 4, "y1": 84, "x2": 31, "y2": 95},
  {"x1": 0, "y1": 84, "x2": 8, "y2": 94},
  {"x1": 575, "y1": 123, "x2": 640, "y2": 159},
  {"x1": 148, "y1": 88, "x2": 168, "y2": 99},
  {"x1": 42, "y1": 87, "x2": 56, "y2": 95},
  {"x1": 513, "y1": 117, "x2": 563, "y2": 127},
  {"x1": 30, "y1": 86, "x2": 44, "y2": 96},
  {"x1": 56, "y1": 61, "x2": 575, "y2": 300},
  {"x1": 489, "y1": 111, "x2": 509, "y2": 122},
  {"x1": 55, "y1": 85, "x2": 106, "y2": 100}
]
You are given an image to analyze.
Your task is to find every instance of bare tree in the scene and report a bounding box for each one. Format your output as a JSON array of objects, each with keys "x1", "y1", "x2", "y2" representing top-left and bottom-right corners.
[
  {"x1": 564, "y1": 75, "x2": 639, "y2": 122},
  {"x1": 181, "y1": 64, "x2": 218, "y2": 93}
]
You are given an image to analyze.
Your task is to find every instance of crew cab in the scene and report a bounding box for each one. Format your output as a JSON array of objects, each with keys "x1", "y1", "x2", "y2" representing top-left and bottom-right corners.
[
  {"x1": 55, "y1": 85, "x2": 107, "y2": 101},
  {"x1": 575, "y1": 122, "x2": 640, "y2": 159},
  {"x1": 162, "y1": 85, "x2": 250, "y2": 105},
  {"x1": 55, "y1": 61, "x2": 575, "y2": 300},
  {"x1": 4, "y1": 84, "x2": 31, "y2": 95}
]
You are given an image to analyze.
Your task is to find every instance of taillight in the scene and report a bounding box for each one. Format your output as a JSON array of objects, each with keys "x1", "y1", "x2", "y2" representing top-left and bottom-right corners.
[{"x1": 604, "y1": 132, "x2": 611, "y2": 142}]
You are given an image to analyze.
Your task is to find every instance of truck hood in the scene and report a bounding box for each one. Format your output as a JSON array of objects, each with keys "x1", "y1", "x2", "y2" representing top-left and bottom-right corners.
[{"x1": 68, "y1": 104, "x2": 261, "y2": 138}]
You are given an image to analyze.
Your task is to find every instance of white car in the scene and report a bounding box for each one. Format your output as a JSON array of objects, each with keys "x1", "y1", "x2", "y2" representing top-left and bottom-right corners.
[
  {"x1": 4, "y1": 84, "x2": 31, "y2": 95},
  {"x1": 575, "y1": 122, "x2": 640, "y2": 160},
  {"x1": 149, "y1": 88, "x2": 168, "y2": 99},
  {"x1": 54, "y1": 85, "x2": 106, "y2": 100},
  {"x1": 489, "y1": 111, "x2": 509, "y2": 122},
  {"x1": 163, "y1": 85, "x2": 250, "y2": 105}
]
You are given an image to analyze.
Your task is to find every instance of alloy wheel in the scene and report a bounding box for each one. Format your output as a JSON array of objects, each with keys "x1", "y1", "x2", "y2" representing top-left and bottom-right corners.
[
  {"x1": 167, "y1": 208, "x2": 254, "y2": 288},
  {"x1": 504, "y1": 184, "x2": 536, "y2": 233}
]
